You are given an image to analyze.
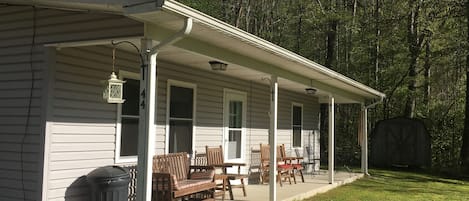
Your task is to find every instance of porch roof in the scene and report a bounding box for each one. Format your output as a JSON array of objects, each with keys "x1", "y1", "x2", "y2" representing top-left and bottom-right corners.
[
  {"x1": 124, "y1": 0, "x2": 385, "y2": 104},
  {"x1": 4, "y1": 0, "x2": 385, "y2": 103}
]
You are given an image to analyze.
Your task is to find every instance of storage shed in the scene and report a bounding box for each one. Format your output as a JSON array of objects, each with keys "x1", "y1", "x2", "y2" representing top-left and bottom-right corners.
[{"x1": 370, "y1": 117, "x2": 431, "y2": 168}]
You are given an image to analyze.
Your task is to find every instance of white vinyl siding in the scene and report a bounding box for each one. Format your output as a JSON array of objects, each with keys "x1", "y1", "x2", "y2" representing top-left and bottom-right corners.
[
  {"x1": 0, "y1": 5, "x2": 321, "y2": 201},
  {"x1": 155, "y1": 61, "x2": 320, "y2": 171},
  {"x1": 50, "y1": 46, "x2": 140, "y2": 200},
  {"x1": 0, "y1": 5, "x2": 142, "y2": 201}
]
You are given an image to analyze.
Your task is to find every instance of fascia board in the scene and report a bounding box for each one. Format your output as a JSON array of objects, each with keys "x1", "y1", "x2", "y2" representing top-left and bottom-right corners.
[
  {"x1": 160, "y1": 0, "x2": 385, "y2": 100},
  {"x1": 145, "y1": 23, "x2": 365, "y2": 103}
]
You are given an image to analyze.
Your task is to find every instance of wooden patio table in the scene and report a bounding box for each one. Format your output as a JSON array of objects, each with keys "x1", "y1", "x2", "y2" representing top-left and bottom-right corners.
[{"x1": 212, "y1": 162, "x2": 246, "y2": 200}]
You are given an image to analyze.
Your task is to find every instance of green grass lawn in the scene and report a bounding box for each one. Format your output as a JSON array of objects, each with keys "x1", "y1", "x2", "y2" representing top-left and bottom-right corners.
[{"x1": 305, "y1": 169, "x2": 469, "y2": 201}]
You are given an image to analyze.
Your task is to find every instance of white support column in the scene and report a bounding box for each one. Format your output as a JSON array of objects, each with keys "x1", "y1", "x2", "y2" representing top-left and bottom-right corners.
[
  {"x1": 361, "y1": 105, "x2": 365, "y2": 173},
  {"x1": 136, "y1": 38, "x2": 156, "y2": 201},
  {"x1": 361, "y1": 106, "x2": 369, "y2": 175},
  {"x1": 328, "y1": 95, "x2": 335, "y2": 184},
  {"x1": 269, "y1": 75, "x2": 278, "y2": 201}
]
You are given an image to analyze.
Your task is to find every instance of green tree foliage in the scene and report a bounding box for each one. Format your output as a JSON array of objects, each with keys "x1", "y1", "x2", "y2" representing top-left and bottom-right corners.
[{"x1": 177, "y1": 0, "x2": 467, "y2": 170}]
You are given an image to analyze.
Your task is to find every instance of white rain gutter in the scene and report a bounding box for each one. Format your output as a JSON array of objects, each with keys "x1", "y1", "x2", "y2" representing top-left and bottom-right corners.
[
  {"x1": 161, "y1": 0, "x2": 385, "y2": 100},
  {"x1": 136, "y1": 16, "x2": 192, "y2": 201}
]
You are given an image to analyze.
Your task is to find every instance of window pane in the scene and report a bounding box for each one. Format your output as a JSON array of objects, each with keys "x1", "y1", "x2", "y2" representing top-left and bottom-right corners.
[
  {"x1": 169, "y1": 120, "x2": 193, "y2": 153},
  {"x1": 229, "y1": 101, "x2": 242, "y2": 128},
  {"x1": 293, "y1": 106, "x2": 302, "y2": 125},
  {"x1": 170, "y1": 86, "x2": 193, "y2": 118},
  {"x1": 293, "y1": 127, "x2": 301, "y2": 147},
  {"x1": 228, "y1": 130, "x2": 242, "y2": 159},
  {"x1": 120, "y1": 118, "x2": 139, "y2": 156},
  {"x1": 122, "y1": 79, "x2": 140, "y2": 116}
]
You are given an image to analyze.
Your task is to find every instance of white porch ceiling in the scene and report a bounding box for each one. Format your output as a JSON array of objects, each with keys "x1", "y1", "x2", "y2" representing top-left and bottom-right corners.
[{"x1": 156, "y1": 46, "x2": 326, "y2": 99}]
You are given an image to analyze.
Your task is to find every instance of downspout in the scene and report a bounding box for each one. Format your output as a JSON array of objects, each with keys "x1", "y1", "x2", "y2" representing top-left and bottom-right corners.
[
  {"x1": 136, "y1": 17, "x2": 192, "y2": 201},
  {"x1": 361, "y1": 97, "x2": 384, "y2": 176},
  {"x1": 365, "y1": 97, "x2": 384, "y2": 109},
  {"x1": 149, "y1": 17, "x2": 193, "y2": 54}
]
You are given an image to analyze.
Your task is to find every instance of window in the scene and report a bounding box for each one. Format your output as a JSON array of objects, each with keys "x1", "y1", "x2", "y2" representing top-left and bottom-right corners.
[
  {"x1": 167, "y1": 80, "x2": 196, "y2": 154},
  {"x1": 292, "y1": 104, "x2": 303, "y2": 147},
  {"x1": 116, "y1": 71, "x2": 139, "y2": 163}
]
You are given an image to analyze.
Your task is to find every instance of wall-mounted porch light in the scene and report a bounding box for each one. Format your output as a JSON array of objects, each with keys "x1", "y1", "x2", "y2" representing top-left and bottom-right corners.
[
  {"x1": 209, "y1": 60, "x2": 228, "y2": 71},
  {"x1": 102, "y1": 48, "x2": 126, "y2": 104}
]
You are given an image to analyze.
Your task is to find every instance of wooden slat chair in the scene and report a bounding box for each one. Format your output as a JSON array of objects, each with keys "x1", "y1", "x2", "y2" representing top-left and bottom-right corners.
[
  {"x1": 152, "y1": 152, "x2": 216, "y2": 201},
  {"x1": 259, "y1": 143, "x2": 294, "y2": 186},
  {"x1": 206, "y1": 145, "x2": 248, "y2": 199},
  {"x1": 194, "y1": 151, "x2": 228, "y2": 200},
  {"x1": 279, "y1": 144, "x2": 305, "y2": 182}
]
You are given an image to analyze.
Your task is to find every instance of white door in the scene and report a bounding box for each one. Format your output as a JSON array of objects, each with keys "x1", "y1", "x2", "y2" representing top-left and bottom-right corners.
[{"x1": 223, "y1": 89, "x2": 247, "y2": 163}]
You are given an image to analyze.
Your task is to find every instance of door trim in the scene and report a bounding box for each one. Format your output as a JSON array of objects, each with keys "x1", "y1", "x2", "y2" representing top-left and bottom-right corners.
[{"x1": 223, "y1": 88, "x2": 247, "y2": 163}]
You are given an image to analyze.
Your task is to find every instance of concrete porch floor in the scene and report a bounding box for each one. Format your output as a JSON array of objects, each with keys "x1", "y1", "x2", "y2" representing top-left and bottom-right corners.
[{"x1": 217, "y1": 171, "x2": 363, "y2": 201}]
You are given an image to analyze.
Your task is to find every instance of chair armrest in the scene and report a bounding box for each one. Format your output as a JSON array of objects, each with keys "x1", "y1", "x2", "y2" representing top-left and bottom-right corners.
[
  {"x1": 152, "y1": 172, "x2": 175, "y2": 191},
  {"x1": 189, "y1": 165, "x2": 215, "y2": 170},
  {"x1": 189, "y1": 166, "x2": 215, "y2": 180}
]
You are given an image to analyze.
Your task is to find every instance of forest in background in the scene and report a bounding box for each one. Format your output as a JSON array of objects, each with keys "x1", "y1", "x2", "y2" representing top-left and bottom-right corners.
[{"x1": 176, "y1": 0, "x2": 467, "y2": 171}]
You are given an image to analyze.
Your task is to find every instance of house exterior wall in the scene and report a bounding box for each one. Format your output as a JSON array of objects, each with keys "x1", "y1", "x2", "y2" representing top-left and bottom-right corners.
[
  {"x1": 0, "y1": 6, "x2": 142, "y2": 201},
  {"x1": 47, "y1": 49, "x2": 320, "y2": 200},
  {"x1": 0, "y1": 5, "x2": 320, "y2": 201},
  {"x1": 49, "y1": 46, "x2": 140, "y2": 201},
  {"x1": 155, "y1": 62, "x2": 320, "y2": 173}
]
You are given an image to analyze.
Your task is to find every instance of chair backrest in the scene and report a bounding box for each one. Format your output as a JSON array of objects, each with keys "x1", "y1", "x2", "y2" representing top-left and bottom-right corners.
[
  {"x1": 193, "y1": 151, "x2": 207, "y2": 166},
  {"x1": 206, "y1": 145, "x2": 224, "y2": 166},
  {"x1": 153, "y1": 152, "x2": 189, "y2": 181},
  {"x1": 278, "y1": 144, "x2": 287, "y2": 160},
  {"x1": 259, "y1": 143, "x2": 284, "y2": 162},
  {"x1": 259, "y1": 143, "x2": 270, "y2": 170}
]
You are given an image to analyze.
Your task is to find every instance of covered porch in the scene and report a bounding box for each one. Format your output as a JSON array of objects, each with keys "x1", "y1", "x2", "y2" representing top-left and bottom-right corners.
[
  {"x1": 125, "y1": 2, "x2": 384, "y2": 201},
  {"x1": 227, "y1": 171, "x2": 362, "y2": 201},
  {"x1": 42, "y1": 1, "x2": 384, "y2": 201}
]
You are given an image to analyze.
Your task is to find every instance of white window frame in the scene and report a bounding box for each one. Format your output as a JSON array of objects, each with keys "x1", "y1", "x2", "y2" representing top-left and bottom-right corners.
[
  {"x1": 165, "y1": 79, "x2": 197, "y2": 155},
  {"x1": 223, "y1": 88, "x2": 247, "y2": 163},
  {"x1": 115, "y1": 70, "x2": 140, "y2": 164},
  {"x1": 291, "y1": 102, "x2": 304, "y2": 148}
]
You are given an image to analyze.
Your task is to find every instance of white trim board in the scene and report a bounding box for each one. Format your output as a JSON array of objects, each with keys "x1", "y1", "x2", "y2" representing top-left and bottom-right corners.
[{"x1": 115, "y1": 70, "x2": 140, "y2": 164}]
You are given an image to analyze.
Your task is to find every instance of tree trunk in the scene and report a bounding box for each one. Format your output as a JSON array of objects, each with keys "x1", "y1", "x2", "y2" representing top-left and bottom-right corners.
[
  {"x1": 404, "y1": 0, "x2": 423, "y2": 118},
  {"x1": 423, "y1": 39, "x2": 431, "y2": 116},
  {"x1": 326, "y1": 20, "x2": 338, "y2": 69},
  {"x1": 345, "y1": 0, "x2": 357, "y2": 73},
  {"x1": 374, "y1": 0, "x2": 380, "y2": 86},
  {"x1": 296, "y1": 1, "x2": 303, "y2": 54},
  {"x1": 460, "y1": 0, "x2": 469, "y2": 174}
]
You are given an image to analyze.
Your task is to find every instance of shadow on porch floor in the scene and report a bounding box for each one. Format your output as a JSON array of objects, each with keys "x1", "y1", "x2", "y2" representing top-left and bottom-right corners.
[{"x1": 217, "y1": 171, "x2": 363, "y2": 201}]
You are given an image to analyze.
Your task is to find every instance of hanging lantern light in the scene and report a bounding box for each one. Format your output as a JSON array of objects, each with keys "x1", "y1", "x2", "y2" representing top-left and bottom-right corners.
[{"x1": 102, "y1": 48, "x2": 126, "y2": 104}]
